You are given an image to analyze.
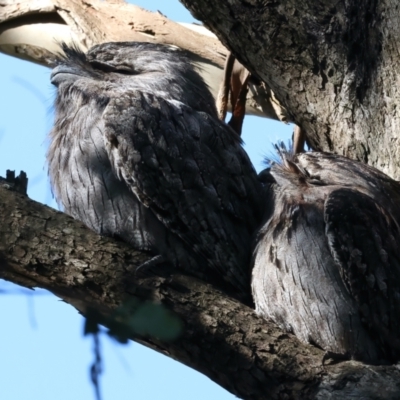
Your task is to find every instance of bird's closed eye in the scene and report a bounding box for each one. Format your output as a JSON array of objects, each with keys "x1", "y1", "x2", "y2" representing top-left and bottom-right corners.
[{"x1": 90, "y1": 61, "x2": 137, "y2": 75}]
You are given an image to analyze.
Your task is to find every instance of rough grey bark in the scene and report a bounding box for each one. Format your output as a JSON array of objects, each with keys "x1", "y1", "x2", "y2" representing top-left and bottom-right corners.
[
  {"x1": 181, "y1": 0, "x2": 400, "y2": 179},
  {"x1": 2, "y1": 184, "x2": 400, "y2": 399}
]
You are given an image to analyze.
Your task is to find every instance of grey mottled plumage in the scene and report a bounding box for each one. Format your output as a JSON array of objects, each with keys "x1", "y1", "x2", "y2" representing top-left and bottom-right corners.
[
  {"x1": 48, "y1": 42, "x2": 262, "y2": 299},
  {"x1": 253, "y1": 146, "x2": 400, "y2": 363}
]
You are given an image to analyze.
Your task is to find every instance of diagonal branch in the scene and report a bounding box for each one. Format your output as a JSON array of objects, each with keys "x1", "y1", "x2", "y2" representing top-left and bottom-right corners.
[
  {"x1": 1, "y1": 185, "x2": 400, "y2": 399},
  {"x1": 0, "y1": 0, "x2": 287, "y2": 121}
]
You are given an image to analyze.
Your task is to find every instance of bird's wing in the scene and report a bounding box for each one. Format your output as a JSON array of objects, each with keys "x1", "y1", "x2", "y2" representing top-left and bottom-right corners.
[
  {"x1": 101, "y1": 90, "x2": 262, "y2": 292},
  {"x1": 251, "y1": 190, "x2": 379, "y2": 359},
  {"x1": 324, "y1": 187, "x2": 400, "y2": 357}
]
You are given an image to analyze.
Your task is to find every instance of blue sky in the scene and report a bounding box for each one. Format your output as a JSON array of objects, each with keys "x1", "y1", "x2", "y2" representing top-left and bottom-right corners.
[{"x1": 0, "y1": 1, "x2": 291, "y2": 399}]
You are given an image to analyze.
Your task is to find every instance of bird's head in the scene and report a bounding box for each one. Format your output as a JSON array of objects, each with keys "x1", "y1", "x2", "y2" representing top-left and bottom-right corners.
[{"x1": 51, "y1": 41, "x2": 218, "y2": 117}]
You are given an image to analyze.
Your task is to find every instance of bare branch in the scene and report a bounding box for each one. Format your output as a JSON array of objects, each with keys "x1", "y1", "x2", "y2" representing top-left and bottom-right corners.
[
  {"x1": 1, "y1": 185, "x2": 400, "y2": 399},
  {"x1": 0, "y1": 0, "x2": 288, "y2": 120}
]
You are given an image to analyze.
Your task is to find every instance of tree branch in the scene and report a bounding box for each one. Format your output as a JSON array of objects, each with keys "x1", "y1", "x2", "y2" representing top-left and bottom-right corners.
[
  {"x1": 1, "y1": 185, "x2": 400, "y2": 399},
  {"x1": 0, "y1": 0, "x2": 287, "y2": 121}
]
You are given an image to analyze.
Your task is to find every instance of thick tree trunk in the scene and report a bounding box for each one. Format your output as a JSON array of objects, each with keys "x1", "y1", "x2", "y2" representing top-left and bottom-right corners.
[{"x1": 181, "y1": 0, "x2": 400, "y2": 178}]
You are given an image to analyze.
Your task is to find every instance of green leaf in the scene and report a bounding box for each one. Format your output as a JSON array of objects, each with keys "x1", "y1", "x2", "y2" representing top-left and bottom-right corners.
[{"x1": 128, "y1": 302, "x2": 183, "y2": 341}]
